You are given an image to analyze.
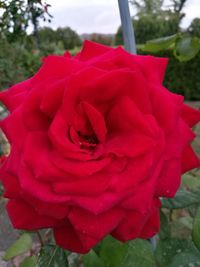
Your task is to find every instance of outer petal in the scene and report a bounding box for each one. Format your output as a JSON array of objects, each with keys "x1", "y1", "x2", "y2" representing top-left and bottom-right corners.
[
  {"x1": 77, "y1": 40, "x2": 112, "y2": 61},
  {"x1": 155, "y1": 158, "x2": 181, "y2": 198},
  {"x1": 7, "y1": 200, "x2": 59, "y2": 230},
  {"x1": 132, "y1": 54, "x2": 168, "y2": 84},
  {"x1": 181, "y1": 145, "x2": 200, "y2": 173},
  {"x1": 181, "y1": 104, "x2": 200, "y2": 127},
  {"x1": 139, "y1": 198, "x2": 161, "y2": 239},
  {"x1": 111, "y1": 210, "x2": 149, "y2": 241},
  {"x1": 0, "y1": 108, "x2": 28, "y2": 148},
  {"x1": 32, "y1": 55, "x2": 84, "y2": 83},
  {"x1": 0, "y1": 79, "x2": 31, "y2": 112},
  {"x1": 54, "y1": 221, "x2": 99, "y2": 253},
  {"x1": 149, "y1": 85, "x2": 183, "y2": 134},
  {"x1": 69, "y1": 206, "x2": 125, "y2": 240}
]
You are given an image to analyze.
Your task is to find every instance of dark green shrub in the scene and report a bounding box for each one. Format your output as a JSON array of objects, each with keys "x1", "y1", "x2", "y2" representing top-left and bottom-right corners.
[{"x1": 115, "y1": 16, "x2": 179, "y2": 45}]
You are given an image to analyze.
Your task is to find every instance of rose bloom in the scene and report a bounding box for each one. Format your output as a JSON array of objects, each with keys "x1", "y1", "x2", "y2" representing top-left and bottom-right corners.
[{"x1": 0, "y1": 41, "x2": 200, "y2": 253}]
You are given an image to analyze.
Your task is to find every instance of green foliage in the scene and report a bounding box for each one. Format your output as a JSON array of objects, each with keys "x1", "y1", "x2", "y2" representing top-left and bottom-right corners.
[
  {"x1": 155, "y1": 239, "x2": 200, "y2": 267},
  {"x1": 192, "y1": 206, "x2": 200, "y2": 252},
  {"x1": 37, "y1": 244, "x2": 69, "y2": 267},
  {"x1": 115, "y1": 15, "x2": 179, "y2": 45},
  {"x1": 162, "y1": 189, "x2": 200, "y2": 209},
  {"x1": 142, "y1": 33, "x2": 200, "y2": 61},
  {"x1": 174, "y1": 36, "x2": 200, "y2": 61},
  {"x1": 189, "y1": 18, "x2": 200, "y2": 38},
  {"x1": 56, "y1": 27, "x2": 82, "y2": 50},
  {"x1": 36, "y1": 27, "x2": 57, "y2": 44},
  {"x1": 20, "y1": 256, "x2": 38, "y2": 267},
  {"x1": 0, "y1": 0, "x2": 51, "y2": 42},
  {"x1": 83, "y1": 250, "x2": 105, "y2": 267},
  {"x1": 98, "y1": 236, "x2": 129, "y2": 267},
  {"x1": 130, "y1": 0, "x2": 164, "y2": 15},
  {"x1": 163, "y1": 49, "x2": 200, "y2": 100},
  {"x1": 0, "y1": 39, "x2": 41, "y2": 90},
  {"x1": 89, "y1": 33, "x2": 114, "y2": 46},
  {"x1": 4, "y1": 233, "x2": 32, "y2": 260},
  {"x1": 35, "y1": 26, "x2": 82, "y2": 52},
  {"x1": 143, "y1": 33, "x2": 179, "y2": 52},
  {"x1": 83, "y1": 237, "x2": 156, "y2": 267},
  {"x1": 136, "y1": 35, "x2": 200, "y2": 100},
  {"x1": 120, "y1": 239, "x2": 156, "y2": 267}
]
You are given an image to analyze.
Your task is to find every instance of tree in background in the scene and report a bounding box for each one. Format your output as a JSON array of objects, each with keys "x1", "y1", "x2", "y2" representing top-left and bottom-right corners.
[
  {"x1": 129, "y1": 0, "x2": 164, "y2": 15},
  {"x1": 116, "y1": 0, "x2": 188, "y2": 45},
  {"x1": 36, "y1": 26, "x2": 57, "y2": 44},
  {"x1": 189, "y1": 18, "x2": 200, "y2": 38},
  {"x1": 35, "y1": 26, "x2": 82, "y2": 51},
  {"x1": 87, "y1": 33, "x2": 114, "y2": 46},
  {"x1": 168, "y1": 0, "x2": 187, "y2": 22},
  {"x1": 115, "y1": 14, "x2": 179, "y2": 44},
  {"x1": 0, "y1": 0, "x2": 51, "y2": 42},
  {"x1": 56, "y1": 27, "x2": 81, "y2": 50}
]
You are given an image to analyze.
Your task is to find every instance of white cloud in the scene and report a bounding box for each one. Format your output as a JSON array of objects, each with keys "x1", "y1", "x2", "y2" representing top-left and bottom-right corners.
[{"x1": 41, "y1": 0, "x2": 200, "y2": 33}]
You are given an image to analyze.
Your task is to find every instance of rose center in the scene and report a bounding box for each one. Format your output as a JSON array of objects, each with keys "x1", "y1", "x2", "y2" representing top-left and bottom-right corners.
[{"x1": 78, "y1": 132, "x2": 99, "y2": 150}]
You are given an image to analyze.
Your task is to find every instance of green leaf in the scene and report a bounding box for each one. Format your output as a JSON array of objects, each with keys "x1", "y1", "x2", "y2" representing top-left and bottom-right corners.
[
  {"x1": 86, "y1": 237, "x2": 156, "y2": 267},
  {"x1": 192, "y1": 206, "x2": 200, "y2": 252},
  {"x1": 178, "y1": 216, "x2": 193, "y2": 231},
  {"x1": 174, "y1": 36, "x2": 200, "y2": 62},
  {"x1": 20, "y1": 256, "x2": 37, "y2": 267},
  {"x1": 120, "y1": 239, "x2": 156, "y2": 267},
  {"x1": 159, "y1": 210, "x2": 171, "y2": 240},
  {"x1": 170, "y1": 252, "x2": 200, "y2": 267},
  {"x1": 83, "y1": 250, "x2": 105, "y2": 267},
  {"x1": 162, "y1": 189, "x2": 200, "y2": 209},
  {"x1": 4, "y1": 233, "x2": 32, "y2": 260},
  {"x1": 99, "y1": 236, "x2": 128, "y2": 267},
  {"x1": 155, "y1": 239, "x2": 200, "y2": 267},
  {"x1": 182, "y1": 173, "x2": 200, "y2": 190},
  {"x1": 143, "y1": 34, "x2": 179, "y2": 52},
  {"x1": 37, "y1": 244, "x2": 69, "y2": 267}
]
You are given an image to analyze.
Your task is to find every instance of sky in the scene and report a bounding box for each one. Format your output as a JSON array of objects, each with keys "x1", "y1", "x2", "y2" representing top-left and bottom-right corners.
[{"x1": 40, "y1": 0, "x2": 200, "y2": 34}]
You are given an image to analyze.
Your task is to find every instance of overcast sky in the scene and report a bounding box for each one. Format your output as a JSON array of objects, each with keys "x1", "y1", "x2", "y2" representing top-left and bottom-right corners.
[{"x1": 40, "y1": 0, "x2": 200, "y2": 34}]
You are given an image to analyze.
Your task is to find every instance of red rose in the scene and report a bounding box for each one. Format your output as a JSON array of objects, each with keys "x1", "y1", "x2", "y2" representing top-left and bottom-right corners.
[{"x1": 0, "y1": 41, "x2": 200, "y2": 253}]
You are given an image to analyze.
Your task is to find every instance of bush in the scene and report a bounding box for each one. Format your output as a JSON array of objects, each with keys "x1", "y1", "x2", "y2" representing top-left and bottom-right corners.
[
  {"x1": 115, "y1": 15, "x2": 179, "y2": 45},
  {"x1": 0, "y1": 40, "x2": 41, "y2": 91},
  {"x1": 1, "y1": 39, "x2": 199, "y2": 101}
]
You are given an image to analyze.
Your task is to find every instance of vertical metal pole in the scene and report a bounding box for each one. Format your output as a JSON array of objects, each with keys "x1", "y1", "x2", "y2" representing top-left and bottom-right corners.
[
  {"x1": 118, "y1": 0, "x2": 136, "y2": 54},
  {"x1": 118, "y1": 0, "x2": 157, "y2": 249}
]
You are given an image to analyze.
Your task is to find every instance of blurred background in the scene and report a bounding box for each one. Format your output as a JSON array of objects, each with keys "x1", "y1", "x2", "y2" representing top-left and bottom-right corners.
[{"x1": 0, "y1": 0, "x2": 200, "y2": 100}]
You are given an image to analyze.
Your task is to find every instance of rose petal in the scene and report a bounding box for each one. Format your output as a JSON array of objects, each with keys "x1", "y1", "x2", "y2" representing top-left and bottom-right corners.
[
  {"x1": 149, "y1": 84, "x2": 184, "y2": 134},
  {"x1": 53, "y1": 172, "x2": 111, "y2": 196},
  {"x1": 139, "y1": 198, "x2": 161, "y2": 239},
  {"x1": 0, "y1": 79, "x2": 30, "y2": 112},
  {"x1": 155, "y1": 158, "x2": 181, "y2": 198},
  {"x1": 133, "y1": 54, "x2": 168, "y2": 84},
  {"x1": 7, "y1": 200, "x2": 59, "y2": 230},
  {"x1": 54, "y1": 221, "x2": 98, "y2": 253},
  {"x1": 19, "y1": 162, "x2": 70, "y2": 203},
  {"x1": 181, "y1": 145, "x2": 200, "y2": 173},
  {"x1": 2, "y1": 173, "x2": 21, "y2": 199},
  {"x1": 22, "y1": 83, "x2": 51, "y2": 131},
  {"x1": 0, "y1": 108, "x2": 28, "y2": 148},
  {"x1": 181, "y1": 104, "x2": 200, "y2": 127},
  {"x1": 77, "y1": 40, "x2": 112, "y2": 61},
  {"x1": 32, "y1": 55, "x2": 84, "y2": 83},
  {"x1": 111, "y1": 210, "x2": 148, "y2": 241},
  {"x1": 69, "y1": 206, "x2": 124, "y2": 240},
  {"x1": 40, "y1": 78, "x2": 66, "y2": 118},
  {"x1": 82, "y1": 101, "x2": 107, "y2": 143}
]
